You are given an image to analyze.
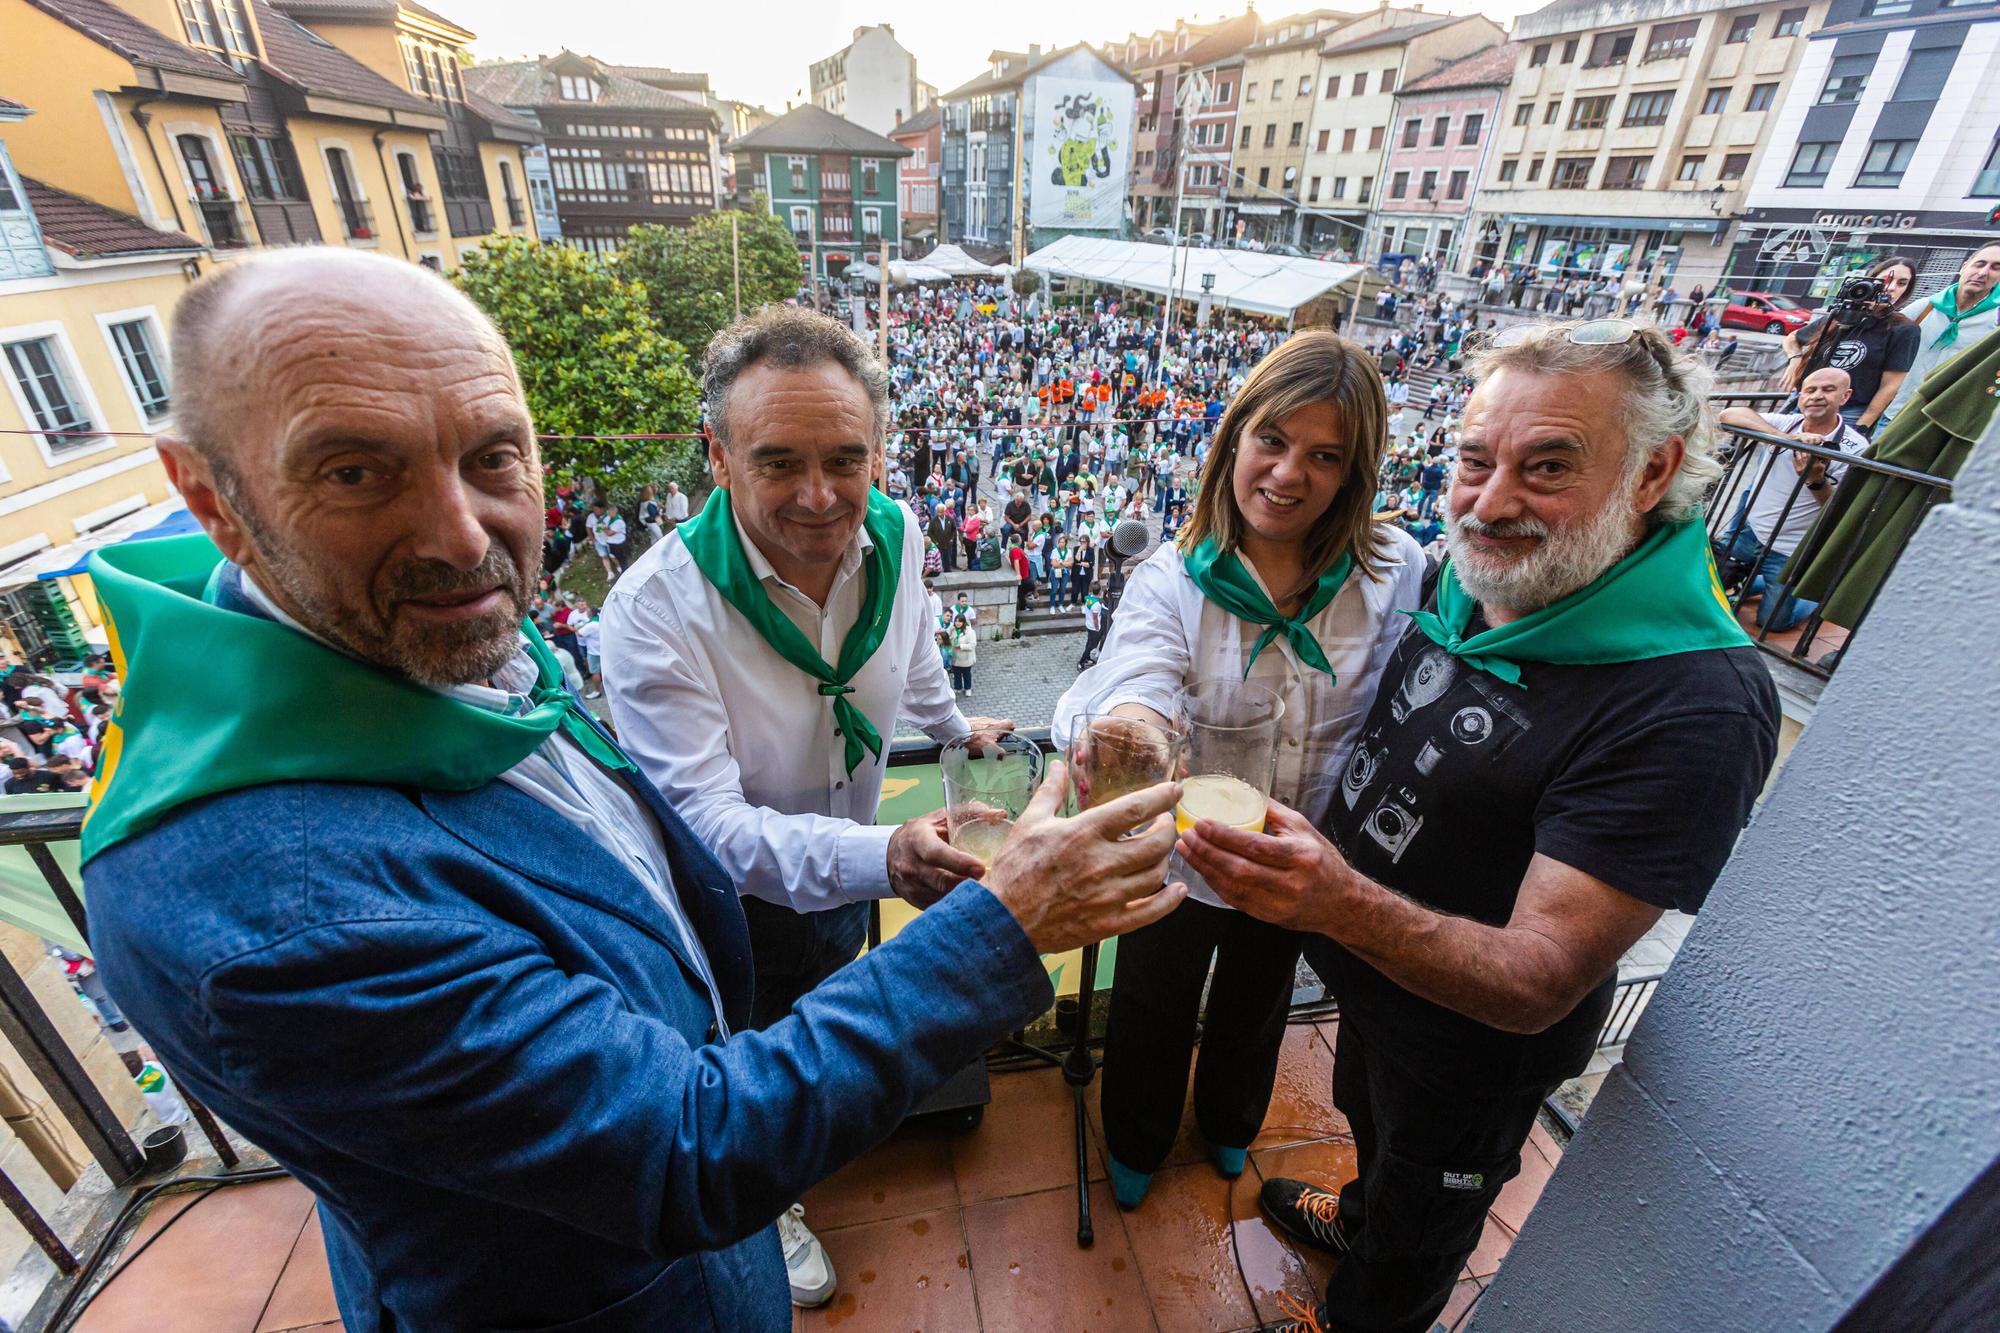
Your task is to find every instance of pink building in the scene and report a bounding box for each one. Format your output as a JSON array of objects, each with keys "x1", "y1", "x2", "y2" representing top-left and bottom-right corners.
[
  {"x1": 891, "y1": 104, "x2": 941, "y2": 251},
  {"x1": 1372, "y1": 42, "x2": 1514, "y2": 272}
]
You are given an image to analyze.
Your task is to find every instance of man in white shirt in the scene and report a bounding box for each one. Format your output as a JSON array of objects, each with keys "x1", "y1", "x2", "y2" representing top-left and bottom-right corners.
[
  {"x1": 1716, "y1": 367, "x2": 1868, "y2": 632},
  {"x1": 663, "y1": 482, "x2": 691, "y2": 525},
  {"x1": 1880, "y1": 242, "x2": 2000, "y2": 428},
  {"x1": 585, "y1": 501, "x2": 626, "y2": 579},
  {"x1": 602, "y1": 307, "x2": 1012, "y2": 1307}
]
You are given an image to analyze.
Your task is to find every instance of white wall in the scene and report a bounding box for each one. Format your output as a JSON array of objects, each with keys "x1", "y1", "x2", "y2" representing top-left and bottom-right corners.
[{"x1": 835, "y1": 27, "x2": 917, "y2": 137}]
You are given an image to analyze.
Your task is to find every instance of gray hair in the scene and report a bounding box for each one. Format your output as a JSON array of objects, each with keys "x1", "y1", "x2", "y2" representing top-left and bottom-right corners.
[
  {"x1": 1470, "y1": 321, "x2": 1721, "y2": 525},
  {"x1": 701, "y1": 305, "x2": 890, "y2": 449}
]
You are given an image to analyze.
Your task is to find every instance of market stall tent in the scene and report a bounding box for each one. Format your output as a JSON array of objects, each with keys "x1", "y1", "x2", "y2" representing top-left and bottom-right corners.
[
  {"x1": 920, "y1": 244, "x2": 998, "y2": 277},
  {"x1": 1022, "y1": 236, "x2": 1375, "y2": 319}
]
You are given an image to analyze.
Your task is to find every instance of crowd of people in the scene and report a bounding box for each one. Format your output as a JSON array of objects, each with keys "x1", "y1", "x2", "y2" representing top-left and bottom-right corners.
[{"x1": 0, "y1": 656, "x2": 115, "y2": 793}]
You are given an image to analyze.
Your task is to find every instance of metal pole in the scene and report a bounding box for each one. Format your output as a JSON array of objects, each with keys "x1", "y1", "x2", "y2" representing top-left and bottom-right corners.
[
  {"x1": 0, "y1": 956, "x2": 142, "y2": 1182},
  {"x1": 730, "y1": 211, "x2": 741, "y2": 319},
  {"x1": 878, "y1": 235, "x2": 891, "y2": 367},
  {"x1": 0, "y1": 1168, "x2": 75, "y2": 1275}
]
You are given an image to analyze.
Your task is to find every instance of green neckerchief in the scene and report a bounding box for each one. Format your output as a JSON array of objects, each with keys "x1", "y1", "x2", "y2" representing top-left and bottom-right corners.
[
  {"x1": 82, "y1": 533, "x2": 629, "y2": 863},
  {"x1": 677, "y1": 487, "x2": 903, "y2": 776},
  {"x1": 1406, "y1": 517, "x2": 1748, "y2": 689},
  {"x1": 1927, "y1": 283, "x2": 2000, "y2": 349},
  {"x1": 1182, "y1": 537, "x2": 1356, "y2": 680}
]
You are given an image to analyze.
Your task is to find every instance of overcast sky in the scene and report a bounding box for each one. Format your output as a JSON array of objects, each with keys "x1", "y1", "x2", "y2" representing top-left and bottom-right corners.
[{"x1": 455, "y1": 0, "x2": 1546, "y2": 114}]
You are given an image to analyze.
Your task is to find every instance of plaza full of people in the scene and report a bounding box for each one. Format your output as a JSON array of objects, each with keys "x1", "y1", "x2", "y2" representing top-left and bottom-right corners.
[{"x1": 37, "y1": 237, "x2": 2000, "y2": 1333}]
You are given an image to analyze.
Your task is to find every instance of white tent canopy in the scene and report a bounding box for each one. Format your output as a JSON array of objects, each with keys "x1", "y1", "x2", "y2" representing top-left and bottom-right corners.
[
  {"x1": 1021, "y1": 236, "x2": 1369, "y2": 318},
  {"x1": 848, "y1": 259, "x2": 953, "y2": 285},
  {"x1": 919, "y1": 243, "x2": 997, "y2": 277}
]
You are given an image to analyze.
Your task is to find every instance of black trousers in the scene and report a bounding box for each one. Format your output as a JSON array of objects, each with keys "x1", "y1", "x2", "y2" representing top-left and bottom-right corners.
[
  {"x1": 1100, "y1": 897, "x2": 1305, "y2": 1172},
  {"x1": 1078, "y1": 623, "x2": 1107, "y2": 667},
  {"x1": 1322, "y1": 1019, "x2": 1551, "y2": 1333},
  {"x1": 740, "y1": 896, "x2": 870, "y2": 1031}
]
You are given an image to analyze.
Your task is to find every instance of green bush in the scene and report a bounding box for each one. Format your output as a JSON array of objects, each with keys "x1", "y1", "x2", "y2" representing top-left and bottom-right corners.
[{"x1": 620, "y1": 199, "x2": 806, "y2": 361}]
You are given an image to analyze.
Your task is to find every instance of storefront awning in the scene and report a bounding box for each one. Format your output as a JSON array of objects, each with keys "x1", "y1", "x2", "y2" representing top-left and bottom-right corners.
[
  {"x1": 1500, "y1": 213, "x2": 1727, "y2": 235},
  {"x1": 34, "y1": 506, "x2": 201, "y2": 581}
]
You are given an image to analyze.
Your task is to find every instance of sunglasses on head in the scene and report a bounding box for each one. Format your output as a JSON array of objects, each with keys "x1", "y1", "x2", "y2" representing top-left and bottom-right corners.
[{"x1": 1490, "y1": 318, "x2": 1648, "y2": 349}]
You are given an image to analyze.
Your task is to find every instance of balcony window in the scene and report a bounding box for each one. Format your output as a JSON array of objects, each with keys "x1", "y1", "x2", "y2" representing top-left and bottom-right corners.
[
  {"x1": 1774, "y1": 7, "x2": 1806, "y2": 37},
  {"x1": 1552, "y1": 156, "x2": 1593, "y2": 189},
  {"x1": 1530, "y1": 42, "x2": 1550, "y2": 67},
  {"x1": 1854, "y1": 139, "x2": 1915, "y2": 188},
  {"x1": 107, "y1": 318, "x2": 171, "y2": 423},
  {"x1": 1514, "y1": 102, "x2": 1533, "y2": 126},
  {"x1": 325, "y1": 146, "x2": 373, "y2": 241},
  {"x1": 176, "y1": 134, "x2": 243, "y2": 248},
  {"x1": 1726, "y1": 14, "x2": 1757, "y2": 43},
  {"x1": 1678, "y1": 155, "x2": 1705, "y2": 182},
  {"x1": 1893, "y1": 48, "x2": 1955, "y2": 102},
  {"x1": 1263, "y1": 124, "x2": 1277, "y2": 148},
  {"x1": 499, "y1": 161, "x2": 525, "y2": 228},
  {"x1": 1309, "y1": 175, "x2": 1321, "y2": 201},
  {"x1": 1432, "y1": 116, "x2": 1450, "y2": 146},
  {"x1": 1498, "y1": 158, "x2": 1518, "y2": 183},
  {"x1": 1447, "y1": 169, "x2": 1468, "y2": 199},
  {"x1": 1357, "y1": 174, "x2": 1373, "y2": 202},
  {"x1": 1289, "y1": 122, "x2": 1303, "y2": 147},
  {"x1": 1390, "y1": 170, "x2": 1409, "y2": 199},
  {"x1": 1623, "y1": 91, "x2": 1674, "y2": 127},
  {"x1": 1974, "y1": 136, "x2": 2000, "y2": 195},
  {"x1": 1527, "y1": 156, "x2": 1544, "y2": 181},
  {"x1": 1820, "y1": 54, "x2": 1874, "y2": 105},
  {"x1": 1603, "y1": 155, "x2": 1650, "y2": 188},
  {"x1": 1701, "y1": 87, "x2": 1729, "y2": 114},
  {"x1": 789, "y1": 157, "x2": 807, "y2": 192},
  {"x1": 1462, "y1": 113, "x2": 1483, "y2": 145},
  {"x1": 789, "y1": 206, "x2": 810, "y2": 239},
  {"x1": 1298, "y1": 75, "x2": 1312, "y2": 96},
  {"x1": 1784, "y1": 141, "x2": 1839, "y2": 187},
  {"x1": 1562, "y1": 37, "x2": 1579, "y2": 62},
  {"x1": 1746, "y1": 83, "x2": 1779, "y2": 112},
  {"x1": 1332, "y1": 175, "x2": 1346, "y2": 197},
  {"x1": 1240, "y1": 126, "x2": 1252, "y2": 149},
  {"x1": 1544, "y1": 100, "x2": 1562, "y2": 125},
  {"x1": 1257, "y1": 166, "x2": 1270, "y2": 187},
  {"x1": 1642, "y1": 20, "x2": 1698, "y2": 63},
  {"x1": 1570, "y1": 96, "x2": 1612, "y2": 130},
  {"x1": 3, "y1": 336, "x2": 98, "y2": 454},
  {"x1": 1403, "y1": 118, "x2": 1421, "y2": 148},
  {"x1": 1720, "y1": 152, "x2": 1751, "y2": 180},
  {"x1": 1419, "y1": 170, "x2": 1437, "y2": 198},
  {"x1": 398, "y1": 153, "x2": 433, "y2": 234},
  {"x1": 861, "y1": 159, "x2": 879, "y2": 194},
  {"x1": 1585, "y1": 30, "x2": 1635, "y2": 68},
  {"x1": 861, "y1": 207, "x2": 881, "y2": 239},
  {"x1": 230, "y1": 134, "x2": 307, "y2": 202}
]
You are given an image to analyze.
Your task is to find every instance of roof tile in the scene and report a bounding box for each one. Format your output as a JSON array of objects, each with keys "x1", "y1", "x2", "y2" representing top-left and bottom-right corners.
[
  {"x1": 20, "y1": 177, "x2": 203, "y2": 258},
  {"x1": 1397, "y1": 42, "x2": 1518, "y2": 92},
  {"x1": 464, "y1": 56, "x2": 715, "y2": 118},
  {"x1": 252, "y1": 0, "x2": 440, "y2": 117},
  {"x1": 21, "y1": 0, "x2": 243, "y2": 82},
  {"x1": 730, "y1": 103, "x2": 912, "y2": 157}
]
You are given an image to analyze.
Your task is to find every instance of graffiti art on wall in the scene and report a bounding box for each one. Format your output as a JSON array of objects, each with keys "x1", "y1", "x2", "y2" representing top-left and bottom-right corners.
[{"x1": 1029, "y1": 77, "x2": 1131, "y2": 231}]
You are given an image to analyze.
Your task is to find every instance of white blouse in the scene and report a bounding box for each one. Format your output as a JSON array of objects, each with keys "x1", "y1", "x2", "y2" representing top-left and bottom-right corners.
[{"x1": 1052, "y1": 528, "x2": 1426, "y2": 909}]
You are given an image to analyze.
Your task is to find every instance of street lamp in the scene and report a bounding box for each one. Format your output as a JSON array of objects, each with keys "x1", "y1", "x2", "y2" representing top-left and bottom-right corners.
[{"x1": 1197, "y1": 269, "x2": 1216, "y2": 326}]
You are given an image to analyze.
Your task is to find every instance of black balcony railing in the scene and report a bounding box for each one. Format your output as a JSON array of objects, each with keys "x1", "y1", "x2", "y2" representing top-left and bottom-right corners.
[
  {"x1": 195, "y1": 198, "x2": 244, "y2": 249},
  {"x1": 507, "y1": 198, "x2": 527, "y2": 228},
  {"x1": 338, "y1": 198, "x2": 375, "y2": 242}
]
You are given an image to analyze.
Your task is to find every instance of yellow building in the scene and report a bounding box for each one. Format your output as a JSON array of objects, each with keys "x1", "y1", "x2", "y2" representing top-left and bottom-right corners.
[{"x1": 0, "y1": 0, "x2": 538, "y2": 665}]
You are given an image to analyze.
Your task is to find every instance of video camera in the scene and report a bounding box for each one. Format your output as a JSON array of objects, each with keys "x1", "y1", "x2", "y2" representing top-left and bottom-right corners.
[{"x1": 1830, "y1": 274, "x2": 1890, "y2": 315}]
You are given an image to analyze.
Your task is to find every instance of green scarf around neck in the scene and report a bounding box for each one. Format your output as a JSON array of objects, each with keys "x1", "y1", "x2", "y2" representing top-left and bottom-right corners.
[
  {"x1": 677, "y1": 488, "x2": 904, "y2": 776},
  {"x1": 1182, "y1": 537, "x2": 1356, "y2": 679},
  {"x1": 82, "y1": 533, "x2": 628, "y2": 863},
  {"x1": 1406, "y1": 518, "x2": 1748, "y2": 688},
  {"x1": 1927, "y1": 283, "x2": 2000, "y2": 349}
]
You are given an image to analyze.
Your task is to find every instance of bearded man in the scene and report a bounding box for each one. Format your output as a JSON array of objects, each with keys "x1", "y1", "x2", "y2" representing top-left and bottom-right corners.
[
  {"x1": 79, "y1": 250, "x2": 1185, "y2": 1333},
  {"x1": 1179, "y1": 320, "x2": 1780, "y2": 1333}
]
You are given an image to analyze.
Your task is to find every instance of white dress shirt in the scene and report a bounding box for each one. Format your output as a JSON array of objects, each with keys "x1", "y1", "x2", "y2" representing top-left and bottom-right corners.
[
  {"x1": 602, "y1": 500, "x2": 969, "y2": 911},
  {"x1": 664, "y1": 490, "x2": 691, "y2": 522},
  {"x1": 235, "y1": 573, "x2": 726, "y2": 1029},
  {"x1": 1053, "y1": 529, "x2": 1424, "y2": 909}
]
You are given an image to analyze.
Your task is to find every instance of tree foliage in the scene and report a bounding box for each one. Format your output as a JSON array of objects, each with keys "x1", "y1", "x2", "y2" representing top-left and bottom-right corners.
[
  {"x1": 620, "y1": 199, "x2": 806, "y2": 360},
  {"x1": 452, "y1": 235, "x2": 701, "y2": 501}
]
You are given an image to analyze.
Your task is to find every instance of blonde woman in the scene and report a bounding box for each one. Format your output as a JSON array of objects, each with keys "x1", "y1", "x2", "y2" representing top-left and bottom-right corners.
[{"x1": 1054, "y1": 331, "x2": 1424, "y2": 1207}]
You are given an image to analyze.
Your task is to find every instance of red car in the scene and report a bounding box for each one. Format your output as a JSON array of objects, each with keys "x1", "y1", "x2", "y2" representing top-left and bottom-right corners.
[{"x1": 1720, "y1": 291, "x2": 1813, "y2": 335}]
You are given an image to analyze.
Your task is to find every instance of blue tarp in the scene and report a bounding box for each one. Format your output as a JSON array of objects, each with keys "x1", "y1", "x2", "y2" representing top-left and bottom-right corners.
[{"x1": 35, "y1": 508, "x2": 200, "y2": 580}]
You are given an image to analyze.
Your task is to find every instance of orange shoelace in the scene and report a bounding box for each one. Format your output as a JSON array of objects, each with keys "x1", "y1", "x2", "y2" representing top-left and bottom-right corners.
[
  {"x1": 1298, "y1": 1188, "x2": 1342, "y2": 1226},
  {"x1": 1275, "y1": 1289, "x2": 1329, "y2": 1332}
]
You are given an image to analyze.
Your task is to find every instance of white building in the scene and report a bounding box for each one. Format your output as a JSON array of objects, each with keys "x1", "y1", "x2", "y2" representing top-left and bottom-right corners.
[
  {"x1": 1729, "y1": 0, "x2": 2000, "y2": 301},
  {"x1": 809, "y1": 24, "x2": 931, "y2": 135}
]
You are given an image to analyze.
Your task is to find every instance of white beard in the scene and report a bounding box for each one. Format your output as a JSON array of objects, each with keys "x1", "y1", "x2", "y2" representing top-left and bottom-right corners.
[{"x1": 1446, "y1": 493, "x2": 1645, "y2": 615}]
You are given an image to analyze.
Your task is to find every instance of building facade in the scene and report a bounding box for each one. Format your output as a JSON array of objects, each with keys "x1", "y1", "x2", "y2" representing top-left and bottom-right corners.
[
  {"x1": 1105, "y1": 19, "x2": 1222, "y2": 232},
  {"x1": 1228, "y1": 9, "x2": 1360, "y2": 246},
  {"x1": 810, "y1": 24, "x2": 930, "y2": 136},
  {"x1": 1182, "y1": 34, "x2": 1255, "y2": 240},
  {"x1": 1302, "y1": 12, "x2": 1505, "y2": 254},
  {"x1": 1370, "y1": 42, "x2": 1515, "y2": 268},
  {"x1": 1470, "y1": 0, "x2": 1829, "y2": 292},
  {"x1": 1727, "y1": 0, "x2": 1999, "y2": 300},
  {"x1": 467, "y1": 52, "x2": 720, "y2": 255},
  {"x1": 0, "y1": 0, "x2": 533, "y2": 613},
  {"x1": 730, "y1": 103, "x2": 907, "y2": 284},
  {"x1": 940, "y1": 44, "x2": 1142, "y2": 260},
  {"x1": 890, "y1": 103, "x2": 940, "y2": 251}
]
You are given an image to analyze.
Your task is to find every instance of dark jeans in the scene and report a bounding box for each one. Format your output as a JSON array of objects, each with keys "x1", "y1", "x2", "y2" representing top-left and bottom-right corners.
[
  {"x1": 741, "y1": 896, "x2": 870, "y2": 1031},
  {"x1": 1079, "y1": 623, "x2": 1107, "y2": 667},
  {"x1": 1321, "y1": 1020, "x2": 1550, "y2": 1333},
  {"x1": 1100, "y1": 897, "x2": 1305, "y2": 1172},
  {"x1": 950, "y1": 665, "x2": 973, "y2": 692}
]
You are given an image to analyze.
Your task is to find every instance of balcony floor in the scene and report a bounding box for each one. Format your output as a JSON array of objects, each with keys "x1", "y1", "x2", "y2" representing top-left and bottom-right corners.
[{"x1": 65, "y1": 1021, "x2": 1562, "y2": 1332}]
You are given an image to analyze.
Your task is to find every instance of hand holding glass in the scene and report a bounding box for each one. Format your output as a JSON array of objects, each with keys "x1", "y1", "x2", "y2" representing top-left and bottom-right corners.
[
  {"x1": 940, "y1": 732, "x2": 1045, "y2": 874},
  {"x1": 1174, "y1": 679, "x2": 1283, "y2": 834}
]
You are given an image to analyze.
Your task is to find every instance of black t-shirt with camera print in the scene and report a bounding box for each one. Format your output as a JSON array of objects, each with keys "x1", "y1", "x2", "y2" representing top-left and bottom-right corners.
[{"x1": 1306, "y1": 606, "x2": 1779, "y2": 1090}]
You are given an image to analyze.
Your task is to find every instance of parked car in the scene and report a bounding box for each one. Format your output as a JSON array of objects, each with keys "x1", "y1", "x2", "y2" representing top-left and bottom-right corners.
[
  {"x1": 1719, "y1": 291, "x2": 1813, "y2": 335},
  {"x1": 1140, "y1": 226, "x2": 1175, "y2": 245},
  {"x1": 1188, "y1": 232, "x2": 1214, "y2": 248},
  {"x1": 1266, "y1": 242, "x2": 1306, "y2": 258}
]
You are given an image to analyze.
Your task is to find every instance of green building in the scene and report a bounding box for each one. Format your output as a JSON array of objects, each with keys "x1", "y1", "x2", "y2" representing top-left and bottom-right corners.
[{"x1": 729, "y1": 104, "x2": 910, "y2": 284}]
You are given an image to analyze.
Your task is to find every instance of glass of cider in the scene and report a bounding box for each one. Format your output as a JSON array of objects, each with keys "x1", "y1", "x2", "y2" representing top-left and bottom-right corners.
[{"x1": 1173, "y1": 679, "x2": 1284, "y2": 835}]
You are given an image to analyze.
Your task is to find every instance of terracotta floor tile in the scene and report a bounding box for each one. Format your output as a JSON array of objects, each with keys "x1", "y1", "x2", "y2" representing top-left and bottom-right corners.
[
  {"x1": 950, "y1": 1067, "x2": 1106, "y2": 1207},
  {"x1": 1526, "y1": 1120, "x2": 1565, "y2": 1166},
  {"x1": 803, "y1": 1128, "x2": 961, "y2": 1231},
  {"x1": 797, "y1": 1207, "x2": 979, "y2": 1333},
  {"x1": 1248, "y1": 1138, "x2": 1360, "y2": 1297},
  {"x1": 76, "y1": 1176, "x2": 317, "y2": 1333},
  {"x1": 1254, "y1": 1025, "x2": 1345, "y2": 1149},
  {"x1": 1439, "y1": 1276, "x2": 1488, "y2": 1330},
  {"x1": 1082, "y1": 1063, "x2": 1208, "y2": 1177},
  {"x1": 1489, "y1": 1139, "x2": 1557, "y2": 1236},
  {"x1": 256, "y1": 1206, "x2": 340, "y2": 1333},
  {"x1": 961, "y1": 1182, "x2": 1153, "y2": 1333},
  {"x1": 1464, "y1": 1215, "x2": 1512, "y2": 1281},
  {"x1": 1119, "y1": 1161, "x2": 1322, "y2": 1333}
]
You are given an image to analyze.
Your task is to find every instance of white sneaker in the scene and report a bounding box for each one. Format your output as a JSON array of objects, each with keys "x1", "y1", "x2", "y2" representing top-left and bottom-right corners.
[{"x1": 777, "y1": 1203, "x2": 836, "y2": 1308}]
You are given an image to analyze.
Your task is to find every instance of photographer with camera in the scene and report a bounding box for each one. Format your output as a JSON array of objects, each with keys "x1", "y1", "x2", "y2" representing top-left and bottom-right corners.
[
  {"x1": 1877, "y1": 242, "x2": 2000, "y2": 431},
  {"x1": 1779, "y1": 257, "x2": 1919, "y2": 437}
]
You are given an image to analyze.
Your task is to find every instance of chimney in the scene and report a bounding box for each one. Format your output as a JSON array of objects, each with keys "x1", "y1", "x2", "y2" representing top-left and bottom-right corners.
[{"x1": 1029, "y1": 43, "x2": 1043, "y2": 60}]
